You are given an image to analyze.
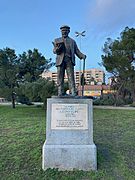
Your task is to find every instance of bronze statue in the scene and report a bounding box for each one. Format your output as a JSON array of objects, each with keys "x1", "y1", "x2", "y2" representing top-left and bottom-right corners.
[{"x1": 53, "y1": 25, "x2": 86, "y2": 96}]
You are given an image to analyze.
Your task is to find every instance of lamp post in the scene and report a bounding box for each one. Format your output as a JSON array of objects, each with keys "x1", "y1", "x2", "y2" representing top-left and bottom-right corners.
[{"x1": 75, "y1": 31, "x2": 86, "y2": 96}]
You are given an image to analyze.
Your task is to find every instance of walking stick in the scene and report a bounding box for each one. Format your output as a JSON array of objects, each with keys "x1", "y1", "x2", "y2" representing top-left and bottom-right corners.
[{"x1": 82, "y1": 58, "x2": 86, "y2": 96}]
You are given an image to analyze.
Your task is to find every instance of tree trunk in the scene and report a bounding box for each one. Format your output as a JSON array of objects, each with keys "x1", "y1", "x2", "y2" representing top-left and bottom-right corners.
[
  {"x1": 11, "y1": 92, "x2": 16, "y2": 109},
  {"x1": 12, "y1": 97, "x2": 15, "y2": 108},
  {"x1": 132, "y1": 88, "x2": 135, "y2": 104}
]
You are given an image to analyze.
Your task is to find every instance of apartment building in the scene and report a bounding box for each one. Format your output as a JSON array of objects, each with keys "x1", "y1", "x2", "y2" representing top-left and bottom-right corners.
[
  {"x1": 83, "y1": 69, "x2": 105, "y2": 85},
  {"x1": 42, "y1": 68, "x2": 105, "y2": 85}
]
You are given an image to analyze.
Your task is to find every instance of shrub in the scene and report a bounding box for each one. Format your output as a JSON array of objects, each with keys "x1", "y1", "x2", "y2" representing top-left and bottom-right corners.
[
  {"x1": 124, "y1": 97, "x2": 133, "y2": 105},
  {"x1": 17, "y1": 95, "x2": 33, "y2": 105},
  {"x1": 93, "y1": 98, "x2": 115, "y2": 106},
  {"x1": 130, "y1": 102, "x2": 135, "y2": 107}
]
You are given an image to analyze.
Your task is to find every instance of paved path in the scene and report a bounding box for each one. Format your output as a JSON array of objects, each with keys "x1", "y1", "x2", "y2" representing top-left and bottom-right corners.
[
  {"x1": 0, "y1": 102, "x2": 12, "y2": 105},
  {"x1": 0, "y1": 102, "x2": 134, "y2": 110},
  {"x1": 0, "y1": 102, "x2": 43, "y2": 106},
  {"x1": 94, "y1": 105, "x2": 135, "y2": 110}
]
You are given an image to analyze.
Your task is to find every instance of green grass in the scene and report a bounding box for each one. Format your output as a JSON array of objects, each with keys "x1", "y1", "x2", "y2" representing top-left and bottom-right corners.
[{"x1": 0, "y1": 105, "x2": 135, "y2": 180}]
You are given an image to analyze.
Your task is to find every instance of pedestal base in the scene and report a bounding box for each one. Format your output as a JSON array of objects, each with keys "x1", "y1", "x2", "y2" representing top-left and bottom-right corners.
[
  {"x1": 42, "y1": 98, "x2": 97, "y2": 171},
  {"x1": 42, "y1": 142, "x2": 97, "y2": 171}
]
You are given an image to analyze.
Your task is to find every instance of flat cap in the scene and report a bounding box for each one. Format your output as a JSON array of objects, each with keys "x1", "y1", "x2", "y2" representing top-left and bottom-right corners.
[{"x1": 60, "y1": 25, "x2": 70, "y2": 30}]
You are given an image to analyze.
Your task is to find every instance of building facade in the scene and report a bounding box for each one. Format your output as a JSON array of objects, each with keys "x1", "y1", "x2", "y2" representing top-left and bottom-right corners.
[
  {"x1": 77, "y1": 85, "x2": 112, "y2": 97},
  {"x1": 42, "y1": 68, "x2": 105, "y2": 86}
]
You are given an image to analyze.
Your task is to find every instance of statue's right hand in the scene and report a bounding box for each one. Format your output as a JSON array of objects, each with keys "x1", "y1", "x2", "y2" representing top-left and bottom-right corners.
[{"x1": 52, "y1": 42, "x2": 55, "y2": 46}]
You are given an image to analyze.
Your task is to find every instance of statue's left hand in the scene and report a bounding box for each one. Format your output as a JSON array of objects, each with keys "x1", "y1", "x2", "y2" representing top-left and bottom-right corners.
[{"x1": 83, "y1": 55, "x2": 87, "y2": 60}]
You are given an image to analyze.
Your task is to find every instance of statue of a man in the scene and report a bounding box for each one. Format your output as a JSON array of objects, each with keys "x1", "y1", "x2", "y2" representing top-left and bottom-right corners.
[{"x1": 53, "y1": 25, "x2": 86, "y2": 96}]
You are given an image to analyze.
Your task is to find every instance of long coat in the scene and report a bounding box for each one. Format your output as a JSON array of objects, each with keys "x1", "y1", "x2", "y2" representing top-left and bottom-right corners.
[{"x1": 53, "y1": 37, "x2": 85, "y2": 67}]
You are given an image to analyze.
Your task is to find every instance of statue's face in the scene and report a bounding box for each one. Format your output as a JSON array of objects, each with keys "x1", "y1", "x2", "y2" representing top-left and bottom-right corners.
[{"x1": 61, "y1": 29, "x2": 70, "y2": 38}]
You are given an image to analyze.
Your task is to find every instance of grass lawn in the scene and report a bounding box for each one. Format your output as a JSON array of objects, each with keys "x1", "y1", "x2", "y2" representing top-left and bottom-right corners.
[{"x1": 0, "y1": 105, "x2": 135, "y2": 180}]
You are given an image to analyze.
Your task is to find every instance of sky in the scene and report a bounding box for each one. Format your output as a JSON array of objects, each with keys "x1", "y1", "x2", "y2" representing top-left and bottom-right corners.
[{"x1": 0, "y1": 0, "x2": 135, "y2": 76}]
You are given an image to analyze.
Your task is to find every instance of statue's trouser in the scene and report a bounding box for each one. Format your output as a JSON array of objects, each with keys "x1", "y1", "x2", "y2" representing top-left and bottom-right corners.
[{"x1": 57, "y1": 56, "x2": 76, "y2": 96}]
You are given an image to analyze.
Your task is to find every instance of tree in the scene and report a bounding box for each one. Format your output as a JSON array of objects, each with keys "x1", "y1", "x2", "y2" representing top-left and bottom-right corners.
[
  {"x1": 0, "y1": 47, "x2": 55, "y2": 108},
  {"x1": 101, "y1": 27, "x2": 135, "y2": 105},
  {"x1": 18, "y1": 49, "x2": 55, "y2": 82},
  {"x1": 0, "y1": 48, "x2": 18, "y2": 108},
  {"x1": 17, "y1": 78, "x2": 57, "y2": 107}
]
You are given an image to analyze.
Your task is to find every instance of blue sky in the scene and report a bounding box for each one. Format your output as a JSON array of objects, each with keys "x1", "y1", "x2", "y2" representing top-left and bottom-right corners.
[{"x1": 0, "y1": 0, "x2": 135, "y2": 75}]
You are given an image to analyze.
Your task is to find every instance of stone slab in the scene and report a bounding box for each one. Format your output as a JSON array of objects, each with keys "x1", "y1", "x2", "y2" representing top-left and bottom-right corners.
[
  {"x1": 42, "y1": 143, "x2": 97, "y2": 171},
  {"x1": 51, "y1": 103, "x2": 88, "y2": 130}
]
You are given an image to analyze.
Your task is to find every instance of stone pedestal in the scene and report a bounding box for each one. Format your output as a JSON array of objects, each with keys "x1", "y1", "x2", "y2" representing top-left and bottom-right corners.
[{"x1": 42, "y1": 97, "x2": 97, "y2": 171}]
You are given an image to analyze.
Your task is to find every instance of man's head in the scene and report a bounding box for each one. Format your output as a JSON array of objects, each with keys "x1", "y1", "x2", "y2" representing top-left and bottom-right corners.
[{"x1": 60, "y1": 25, "x2": 70, "y2": 38}]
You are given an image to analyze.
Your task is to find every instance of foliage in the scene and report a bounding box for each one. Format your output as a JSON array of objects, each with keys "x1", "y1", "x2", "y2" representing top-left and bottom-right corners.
[
  {"x1": 0, "y1": 106, "x2": 135, "y2": 179},
  {"x1": 17, "y1": 95, "x2": 34, "y2": 105},
  {"x1": 37, "y1": 78, "x2": 57, "y2": 107},
  {"x1": 101, "y1": 27, "x2": 135, "y2": 104},
  {"x1": 0, "y1": 48, "x2": 18, "y2": 90},
  {"x1": 0, "y1": 47, "x2": 55, "y2": 108},
  {"x1": 93, "y1": 94, "x2": 133, "y2": 106},
  {"x1": 87, "y1": 77, "x2": 97, "y2": 85},
  {"x1": 0, "y1": 48, "x2": 19, "y2": 107},
  {"x1": 17, "y1": 78, "x2": 57, "y2": 106},
  {"x1": 18, "y1": 49, "x2": 54, "y2": 82},
  {"x1": 130, "y1": 102, "x2": 135, "y2": 107},
  {"x1": 93, "y1": 97, "x2": 115, "y2": 106},
  {"x1": 80, "y1": 73, "x2": 86, "y2": 85}
]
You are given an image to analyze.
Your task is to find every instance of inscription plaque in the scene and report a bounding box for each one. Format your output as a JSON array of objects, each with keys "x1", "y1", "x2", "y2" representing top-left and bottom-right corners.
[{"x1": 51, "y1": 104, "x2": 88, "y2": 130}]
